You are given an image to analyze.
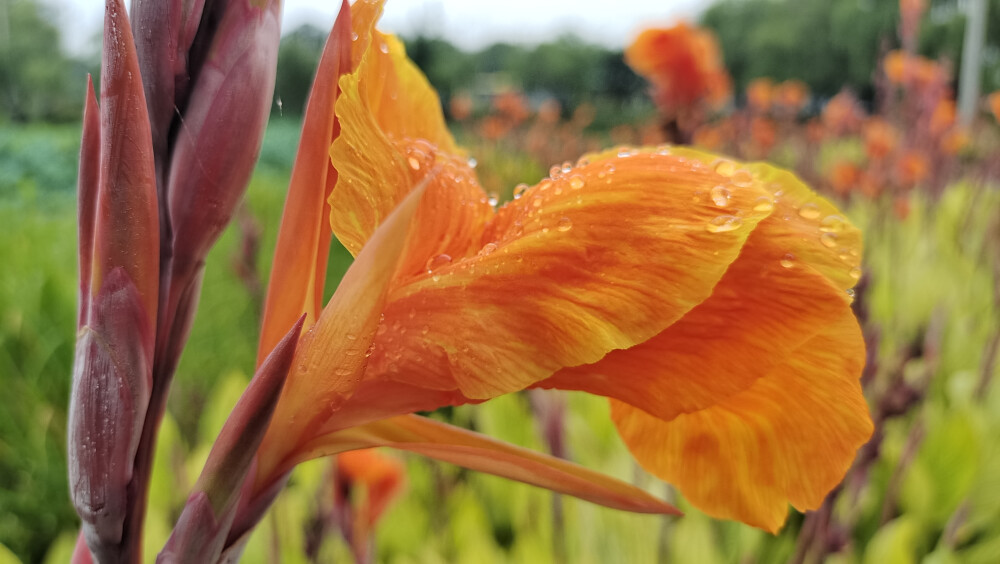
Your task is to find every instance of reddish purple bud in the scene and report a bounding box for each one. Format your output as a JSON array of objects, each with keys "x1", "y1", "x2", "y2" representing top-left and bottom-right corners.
[
  {"x1": 77, "y1": 76, "x2": 101, "y2": 328},
  {"x1": 69, "y1": 0, "x2": 159, "y2": 558},
  {"x1": 69, "y1": 269, "x2": 154, "y2": 559},
  {"x1": 166, "y1": 0, "x2": 283, "y2": 271},
  {"x1": 159, "y1": 315, "x2": 304, "y2": 562}
]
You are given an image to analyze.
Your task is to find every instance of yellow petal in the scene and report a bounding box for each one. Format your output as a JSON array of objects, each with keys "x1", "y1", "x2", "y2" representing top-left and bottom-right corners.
[
  {"x1": 610, "y1": 306, "x2": 871, "y2": 532},
  {"x1": 330, "y1": 1, "x2": 460, "y2": 255}
]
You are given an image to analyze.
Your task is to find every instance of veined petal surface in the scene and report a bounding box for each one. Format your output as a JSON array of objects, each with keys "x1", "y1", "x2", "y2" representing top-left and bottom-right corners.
[
  {"x1": 370, "y1": 150, "x2": 775, "y2": 400},
  {"x1": 539, "y1": 155, "x2": 871, "y2": 531}
]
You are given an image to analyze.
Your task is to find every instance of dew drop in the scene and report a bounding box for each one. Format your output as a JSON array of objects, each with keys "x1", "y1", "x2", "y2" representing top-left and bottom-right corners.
[
  {"x1": 710, "y1": 185, "x2": 731, "y2": 207},
  {"x1": 655, "y1": 144, "x2": 672, "y2": 155},
  {"x1": 846, "y1": 288, "x2": 856, "y2": 298},
  {"x1": 480, "y1": 242, "x2": 498, "y2": 256},
  {"x1": 617, "y1": 146, "x2": 634, "y2": 157},
  {"x1": 561, "y1": 161, "x2": 573, "y2": 173},
  {"x1": 351, "y1": 32, "x2": 359, "y2": 41},
  {"x1": 549, "y1": 165, "x2": 563, "y2": 178},
  {"x1": 780, "y1": 253, "x2": 796, "y2": 268},
  {"x1": 576, "y1": 156, "x2": 591, "y2": 167},
  {"x1": 467, "y1": 157, "x2": 477, "y2": 168},
  {"x1": 379, "y1": 41, "x2": 390, "y2": 53},
  {"x1": 557, "y1": 217, "x2": 573, "y2": 232},
  {"x1": 753, "y1": 196, "x2": 774, "y2": 212},
  {"x1": 407, "y1": 156, "x2": 421, "y2": 170},
  {"x1": 532, "y1": 197, "x2": 543, "y2": 208},
  {"x1": 820, "y1": 232, "x2": 838, "y2": 248},
  {"x1": 487, "y1": 193, "x2": 499, "y2": 207},
  {"x1": 432, "y1": 274, "x2": 441, "y2": 282},
  {"x1": 513, "y1": 183, "x2": 529, "y2": 199},
  {"x1": 569, "y1": 175, "x2": 585, "y2": 190},
  {"x1": 849, "y1": 266, "x2": 862, "y2": 280},
  {"x1": 713, "y1": 159, "x2": 739, "y2": 177},
  {"x1": 706, "y1": 215, "x2": 743, "y2": 233},
  {"x1": 730, "y1": 170, "x2": 754, "y2": 187},
  {"x1": 798, "y1": 203, "x2": 822, "y2": 219},
  {"x1": 819, "y1": 214, "x2": 847, "y2": 233},
  {"x1": 424, "y1": 253, "x2": 452, "y2": 272}
]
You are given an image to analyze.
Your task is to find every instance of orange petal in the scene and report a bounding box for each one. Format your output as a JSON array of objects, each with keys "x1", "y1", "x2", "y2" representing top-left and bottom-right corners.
[
  {"x1": 370, "y1": 149, "x2": 775, "y2": 399},
  {"x1": 257, "y1": 180, "x2": 429, "y2": 485},
  {"x1": 330, "y1": 2, "x2": 460, "y2": 255},
  {"x1": 538, "y1": 158, "x2": 870, "y2": 531},
  {"x1": 258, "y1": 0, "x2": 353, "y2": 362},
  {"x1": 300, "y1": 415, "x2": 680, "y2": 515},
  {"x1": 610, "y1": 306, "x2": 871, "y2": 532}
]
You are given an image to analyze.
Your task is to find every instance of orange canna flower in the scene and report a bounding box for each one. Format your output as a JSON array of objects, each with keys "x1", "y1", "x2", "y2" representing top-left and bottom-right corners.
[
  {"x1": 822, "y1": 90, "x2": 865, "y2": 136},
  {"x1": 929, "y1": 98, "x2": 956, "y2": 135},
  {"x1": 864, "y1": 118, "x2": 899, "y2": 160},
  {"x1": 746, "y1": 78, "x2": 773, "y2": 112},
  {"x1": 894, "y1": 149, "x2": 930, "y2": 188},
  {"x1": 884, "y1": 50, "x2": 947, "y2": 89},
  {"x1": 246, "y1": 0, "x2": 871, "y2": 536},
  {"x1": 448, "y1": 92, "x2": 473, "y2": 122},
  {"x1": 775, "y1": 80, "x2": 809, "y2": 113},
  {"x1": 334, "y1": 450, "x2": 406, "y2": 561},
  {"x1": 625, "y1": 23, "x2": 732, "y2": 117},
  {"x1": 537, "y1": 98, "x2": 562, "y2": 125},
  {"x1": 493, "y1": 90, "x2": 531, "y2": 125},
  {"x1": 988, "y1": 91, "x2": 1000, "y2": 123},
  {"x1": 940, "y1": 128, "x2": 969, "y2": 155},
  {"x1": 749, "y1": 116, "x2": 777, "y2": 156},
  {"x1": 828, "y1": 161, "x2": 861, "y2": 197}
]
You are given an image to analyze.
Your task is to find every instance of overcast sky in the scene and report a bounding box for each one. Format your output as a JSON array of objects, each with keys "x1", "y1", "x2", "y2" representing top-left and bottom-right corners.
[{"x1": 58, "y1": 0, "x2": 709, "y2": 55}]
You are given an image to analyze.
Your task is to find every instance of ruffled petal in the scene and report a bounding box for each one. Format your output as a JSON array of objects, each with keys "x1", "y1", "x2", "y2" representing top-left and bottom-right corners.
[
  {"x1": 330, "y1": 0, "x2": 460, "y2": 255},
  {"x1": 537, "y1": 157, "x2": 870, "y2": 531},
  {"x1": 610, "y1": 306, "x2": 871, "y2": 532},
  {"x1": 369, "y1": 149, "x2": 775, "y2": 399}
]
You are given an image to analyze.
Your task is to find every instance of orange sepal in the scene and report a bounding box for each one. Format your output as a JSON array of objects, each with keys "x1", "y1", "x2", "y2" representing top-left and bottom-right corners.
[
  {"x1": 369, "y1": 148, "x2": 775, "y2": 400},
  {"x1": 256, "y1": 180, "x2": 430, "y2": 485},
  {"x1": 301, "y1": 415, "x2": 681, "y2": 516},
  {"x1": 258, "y1": 0, "x2": 353, "y2": 361}
]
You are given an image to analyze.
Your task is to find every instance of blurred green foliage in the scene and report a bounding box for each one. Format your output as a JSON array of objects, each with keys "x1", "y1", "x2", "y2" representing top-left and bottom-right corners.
[
  {"x1": 702, "y1": 0, "x2": 1000, "y2": 98},
  {"x1": 0, "y1": 0, "x2": 94, "y2": 123}
]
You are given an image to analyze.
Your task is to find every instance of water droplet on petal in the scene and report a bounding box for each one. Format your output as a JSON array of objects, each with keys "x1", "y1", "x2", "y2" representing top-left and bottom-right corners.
[
  {"x1": 379, "y1": 41, "x2": 390, "y2": 53},
  {"x1": 487, "y1": 193, "x2": 499, "y2": 207},
  {"x1": 730, "y1": 170, "x2": 754, "y2": 187},
  {"x1": 820, "y1": 233, "x2": 838, "y2": 248},
  {"x1": 407, "y1": 156, "x2": 421, "y2": 170},
  {"x1": 753, "y1": 197, "x2": 774, "y2": 212},
  {"x1": 713, "y1": 159, "x2": 738, "y2": 176},
  {"x1": 561, "y1": 161, "x2": 573, "y2": 173},
  {"x1": 710, "y1": 185, "x2": 731, "y2": 207},
  {"x1": 569, "y1": 175, "x2": 585, "y2": 190},
  {"x1": 351, "y1": 32, "x2": 359, "y2": 41},
  {"x1": 706, "y1": 215, "x2": 743, "y2": 233},
  {"x1": 819, "y1": 214, "x2": 848, "y2": 233},
  {"x1": 780, "y1": 253, "x2": 796, "y2": 268},
  {"x1": 549, "y1": 165, "x2": 563, "y2": 178},
  {"x1": 425, "y1": 253, "x2": 452, "y2": 272},
  {"x1": 557, "y1": 217, "x2": 573, "y2": 232},
  {"x1": 798, "y1": 203, "x2": 822, "y2": 219},
  {"x1": 480, "y1": 242, "x2": 498, "y2": 256},
  {"x1": 849, "y1": 267, "x2": 862, "y2": 280},
  {"x1": 532, "y1": 197, "x2": 543, "y2": 208},
  {"x1": 467, "y1": 157, "x2": 477, "y2": 168},
  {"x1": 513, "y1": 183, "x2": 529, "y2": 199},
  {"x1": 846, "y1": 288, "x2": 856, "y2": 298},
  {"x1": 617, "y1": 146, "x2": 634, "y2": 157}
]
